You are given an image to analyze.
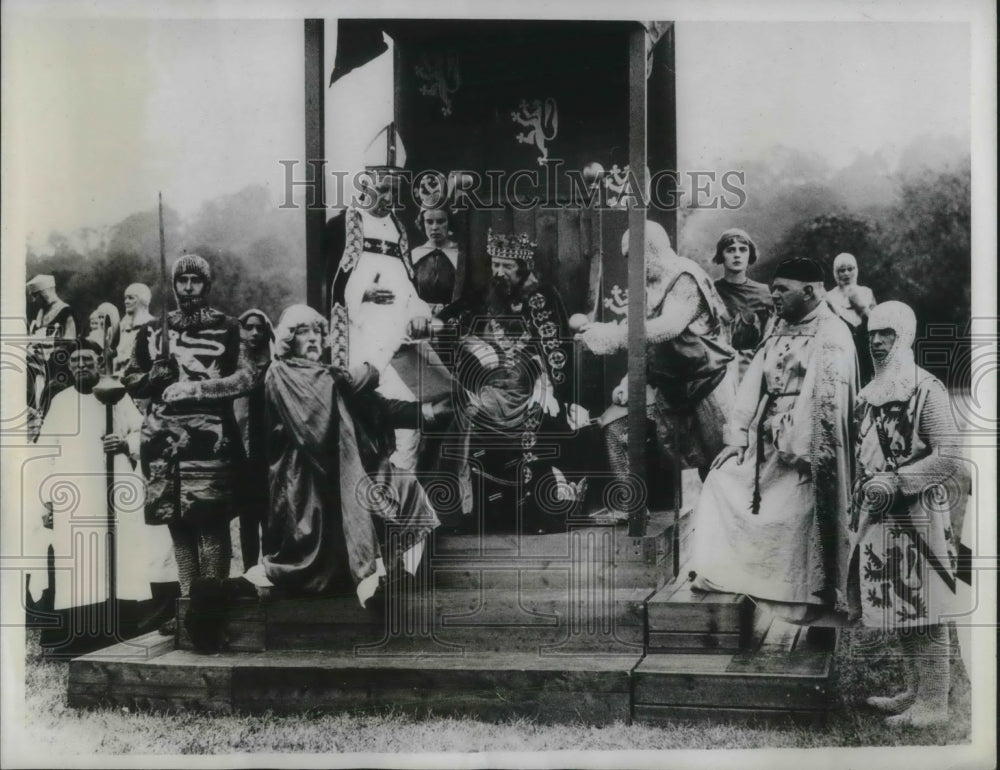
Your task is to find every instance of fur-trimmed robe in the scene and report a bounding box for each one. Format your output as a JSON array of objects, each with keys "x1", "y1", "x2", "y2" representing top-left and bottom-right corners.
[
  {"x1": 580, "y1": 255, "x2": 736, "y2": 468},
  {"x1": 689, "y1": 301, "x2": 858, "y2": 611}
]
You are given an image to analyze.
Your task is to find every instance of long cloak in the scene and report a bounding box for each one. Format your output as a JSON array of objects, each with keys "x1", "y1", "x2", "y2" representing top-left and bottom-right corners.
[
  {"x1": 262, "y1": 358, "x2": 438, "y2": 603},
  {"x1": 713, "y1": 277, "x2": 774, "y2": 379}
]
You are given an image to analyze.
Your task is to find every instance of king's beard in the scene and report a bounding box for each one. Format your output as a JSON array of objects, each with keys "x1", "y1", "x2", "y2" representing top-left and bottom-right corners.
[
  {"x1": 485, "y1": 278, "x2": 515, "y2": 312},
  {"x1": 487, "y1": 272, "x2": 531, "y2": 310}
]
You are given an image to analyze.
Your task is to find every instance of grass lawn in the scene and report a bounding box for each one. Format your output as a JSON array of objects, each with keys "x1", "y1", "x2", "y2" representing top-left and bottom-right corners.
[{"x1": 13, "y1": 625, "x2": 971, "y2": 757}]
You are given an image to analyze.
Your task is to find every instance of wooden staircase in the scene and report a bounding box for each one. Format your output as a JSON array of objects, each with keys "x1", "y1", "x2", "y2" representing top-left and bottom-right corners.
[
  {"x1": 67, "y1": 506, "x2": 840, "y2": 725},
  {"x1": 634, "y1": 571, "x2": 839, "y2": 726},
  {"x1": 67, "y1": 511, "x2": 674, "y2": 723}
]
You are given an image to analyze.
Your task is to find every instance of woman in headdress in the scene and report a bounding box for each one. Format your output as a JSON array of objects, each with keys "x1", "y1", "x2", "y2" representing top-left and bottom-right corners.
[
  {"x1": 409, "y1": 172, "x2": 464, "y2": 315},
  {"x1": 849, "y1": 301, "x2": 967, "y2": 726},
  {"x1": 826, "y1": 252, "x2": 877, "y2": 384},
  {"x1": 711, "y1": 228, "x2": 773, "y2": 381},
  {"x1": 231, "y1": 308, "x2": 275, "y2": 572}
]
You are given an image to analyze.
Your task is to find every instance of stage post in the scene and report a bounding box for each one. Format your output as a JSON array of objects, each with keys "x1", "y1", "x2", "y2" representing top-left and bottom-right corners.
[
  {"x1": 304, "y1": 19, "x2": 326, "y2": 313},
  {"x1": 626, "y1": 25, "x2": 648, "y2": 538}
]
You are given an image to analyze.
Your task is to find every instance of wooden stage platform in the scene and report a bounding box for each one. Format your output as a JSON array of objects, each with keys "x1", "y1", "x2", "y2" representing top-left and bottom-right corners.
[{"x1": 67, "y1": 509, "x2": 840, "y2": 725}]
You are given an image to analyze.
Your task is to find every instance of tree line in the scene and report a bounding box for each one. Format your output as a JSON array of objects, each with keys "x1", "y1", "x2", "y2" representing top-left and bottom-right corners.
[{"x1": 28, "y1": 153, "x2": 971, "y2": 384}]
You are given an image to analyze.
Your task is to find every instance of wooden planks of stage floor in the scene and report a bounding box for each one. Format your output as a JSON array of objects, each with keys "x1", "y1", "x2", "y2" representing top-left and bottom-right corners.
[{"x1": 67, "y1": 508, "x2": 841, "y2": 726}]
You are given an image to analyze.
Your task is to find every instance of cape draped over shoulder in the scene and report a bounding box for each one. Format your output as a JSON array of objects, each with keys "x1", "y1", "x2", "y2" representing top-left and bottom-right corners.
[{"x1": 263, "y1": 358, "x2": 438, "y2": 600}]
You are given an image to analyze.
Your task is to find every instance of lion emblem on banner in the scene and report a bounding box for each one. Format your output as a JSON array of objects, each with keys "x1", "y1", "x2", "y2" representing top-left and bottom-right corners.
[{"x1": 511, "y1": 98, "x2": 559, "y2": 166}]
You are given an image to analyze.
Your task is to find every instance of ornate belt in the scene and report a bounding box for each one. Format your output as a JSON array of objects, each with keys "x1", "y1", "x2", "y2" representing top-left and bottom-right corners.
[{"x1": 362, "y1": 237, "x2": 402, "y2": 258}]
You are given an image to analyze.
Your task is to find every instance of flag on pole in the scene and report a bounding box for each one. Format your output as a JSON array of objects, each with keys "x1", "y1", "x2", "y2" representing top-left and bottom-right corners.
[{"x1": 329, "y1": 21, "x2": 389, "y2": 86}]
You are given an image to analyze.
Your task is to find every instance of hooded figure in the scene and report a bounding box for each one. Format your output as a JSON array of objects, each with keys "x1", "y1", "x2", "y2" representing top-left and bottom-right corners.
[
  {"x1": 115, "y1": 283, "x2": 154, "y2": 376},
  {"x1": 26, "y1": 274, "x2": 78, "y2": 419},
  {"x1": 242, "y1": 304, "x2": 440, "y2": 605},
  {"x1": 827, "y1": 252, "x2": 877, "y2": 385},
  {"x1": 827, "y1": 253, "x2": 876, "y2": 328},
  {"x1": 577, "y1": 221, "x2": 737, "y2": 476},
  {"x1": 87, "y1": 302, "x2": 121, "y2": 352},
  {"x1": 122, "y1": 253, "x2": 254, "y2": 634},
  {"x1": 848, "y1": 301, "x2": 968, "y2": 726}
]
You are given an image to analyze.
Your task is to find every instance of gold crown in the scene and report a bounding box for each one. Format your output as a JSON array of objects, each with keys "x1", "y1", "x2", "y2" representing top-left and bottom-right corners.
[{"x1": 486, "y1": 229, "x2": 536, "y2": 263}]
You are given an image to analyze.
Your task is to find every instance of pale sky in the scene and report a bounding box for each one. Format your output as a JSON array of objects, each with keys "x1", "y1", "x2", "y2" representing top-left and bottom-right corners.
[
  {"x1": 3, "y1": 18, "x2": 305, "y2": 245},
  {"x1": 677, "y1": 21, "x2": 970, "y2": 169},
  {"x1": 1, "y1": 15, "x2": 973, "y2": 244}
]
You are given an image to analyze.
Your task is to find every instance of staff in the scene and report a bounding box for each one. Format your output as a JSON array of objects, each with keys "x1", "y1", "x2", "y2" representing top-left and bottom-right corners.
[{"x1": 92, "y1": 317, "x2": 127, "y2": 607}]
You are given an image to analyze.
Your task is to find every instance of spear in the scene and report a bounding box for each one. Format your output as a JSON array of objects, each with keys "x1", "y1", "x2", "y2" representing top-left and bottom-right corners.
[{"x1": 158, "y1": 192, "x2": 169, "y2": 359}]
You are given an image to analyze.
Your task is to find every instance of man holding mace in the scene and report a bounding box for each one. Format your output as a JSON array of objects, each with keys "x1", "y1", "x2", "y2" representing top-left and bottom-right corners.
[{"x1": 26, "y1": 338, "x2": 175, "y2": 653}]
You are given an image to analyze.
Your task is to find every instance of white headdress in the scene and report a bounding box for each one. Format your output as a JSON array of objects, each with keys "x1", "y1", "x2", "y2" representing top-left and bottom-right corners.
[
  {"x1": 832, "y1": 252, "x2": 859, "y2": 283},
  {"x1": 860, "y1": 300, "x2": 919, "y2": 406}
]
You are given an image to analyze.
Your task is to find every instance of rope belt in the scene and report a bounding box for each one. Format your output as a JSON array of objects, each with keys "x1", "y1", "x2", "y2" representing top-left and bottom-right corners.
[{"x1": 751, "y1": 389, "x2": 800, "y2": 515}]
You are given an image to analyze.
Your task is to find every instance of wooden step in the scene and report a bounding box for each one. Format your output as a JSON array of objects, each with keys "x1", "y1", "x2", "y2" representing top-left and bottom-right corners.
[
  {"x1": 427, "y1": 522, "x2": 677, "y2": 591},
  {"x1": 433, "y1": 509, "x2": 682, "y2": 566},
  {"x1": 175, "y1": 586, "x2": 654, "y2": 654},
  {"x1": 69, "y1": 632, "x2": 640, "y2": 725},
  {"x1": 644, "y1": 574, "x2": 751, "y2": 654},
  {"x1": 632, "y1": 626, "x2": 839, "y2": 726},
  {"x1": 429, "y1": 560, "x2": 671, "y2": 591}
]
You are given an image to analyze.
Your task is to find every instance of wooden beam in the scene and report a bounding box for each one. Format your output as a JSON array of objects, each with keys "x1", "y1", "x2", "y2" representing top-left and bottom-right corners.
[
  {"x1": 626, "y1": 26, "x2": 648, "y2": 537},
  {"x1": 304, "y1": 19, "x2": 325, "y2": 313},
  {"x1": 647, "y1": 22, "x2": 677, "y2": 247}
]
